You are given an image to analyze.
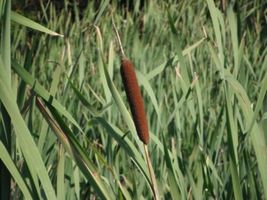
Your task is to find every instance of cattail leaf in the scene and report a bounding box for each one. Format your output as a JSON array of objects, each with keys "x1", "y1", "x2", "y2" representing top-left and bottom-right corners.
[
  {"x1": 68, "y1": 80, "x2": 99, "y2": 115},
  {"x1": 205, "y1": 155, "x2": 223, "y2": 186},
  {"x1": 91, "y1": 117, "x2": 151, "y2": 186},
  {"x1": 136, "y1": 70, "x2": 160, "y2": 119},
  {"x1": 1, "y1": 0, "x2": 11, "y2": 86},
  {"x1": 0, "y1": 141, "x2": 32, "y2": 199},
  {"x1": 0, "y1": 58, "x2": 57, "y2": 199},
  {"x1": 226, "y1": 73, "x2": 267, "y2": 198},
  {"x1": 227, "y1": 5, "x2": 239, "y2": 77},
  {"x1": 206, "y1": 0, "x2": 225, "y2": 67},
  {"x1": 248, "y1": 70, "x2": 267, "y2": 133},
  {"x1": 224, "y1": 76, "x2": 242, "y2": 200},
  {"x1": 146, "y1": 37, "x2": 205, "y2": 81},
  {"x1": 43, "y1": 100, "x2": 115, "y2": 200},
  {"x1": 162, "y1": 135, "x2": 182, "y2": 199},
  {"x1": 150, "y1": 132, "x2": 164, "y2": 153},
  {"x1": 11, "y1": 61, "x2": 84, "y2": 134},
  {"x1": 93, "y1": 0, "x2": 110, "y2": 25},
  {"x1": 56, "y1": 146, "x2": 65, "y2": 200},
  {"x1": 11, "y1": 11, "x2": 63, "y2": 37}
]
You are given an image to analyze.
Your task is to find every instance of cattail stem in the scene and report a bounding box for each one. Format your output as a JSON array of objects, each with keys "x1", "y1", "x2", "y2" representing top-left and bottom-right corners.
[
  {"x1": 112, "y1": 16, "x2": 126, "y2": 58},
  {"x1": 144, "y1": 144, "x2": 159, "y2": 200}
]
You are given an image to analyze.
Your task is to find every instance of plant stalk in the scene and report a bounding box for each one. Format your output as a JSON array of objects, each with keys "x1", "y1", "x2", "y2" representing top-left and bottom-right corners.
[{"x1": 144, "y1": 144, "x2": 159, "y2": 200}]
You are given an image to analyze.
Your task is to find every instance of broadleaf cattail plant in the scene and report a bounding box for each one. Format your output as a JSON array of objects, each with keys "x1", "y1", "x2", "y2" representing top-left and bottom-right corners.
[{"x1": 112, "y1": 17, "x2": 159, "y2": 200}]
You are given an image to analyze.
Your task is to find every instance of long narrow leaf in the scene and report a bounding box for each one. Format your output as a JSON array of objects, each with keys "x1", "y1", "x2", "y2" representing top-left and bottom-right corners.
[
  {"x1": 0, "y1": 141, "x2": 32, "y2": 199},
  {"x1": 11, "y1": 11, "x2": 63, "y2": 37}
]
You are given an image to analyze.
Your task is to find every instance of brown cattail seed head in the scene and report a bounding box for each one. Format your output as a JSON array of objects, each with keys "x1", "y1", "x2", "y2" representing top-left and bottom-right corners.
[{"x1": 120, "y1": 58, "x2": 149, "y2": 144}]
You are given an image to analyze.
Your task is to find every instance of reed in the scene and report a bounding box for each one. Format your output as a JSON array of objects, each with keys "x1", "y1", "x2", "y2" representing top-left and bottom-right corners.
[{"x1": 112, "y1": 17, "x2": 159, "y2": 199}]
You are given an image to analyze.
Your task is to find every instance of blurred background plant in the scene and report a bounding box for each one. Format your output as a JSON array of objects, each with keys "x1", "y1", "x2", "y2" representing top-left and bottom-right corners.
[{"x1": 0, "y1": 0, "x2": 267, "y2": 199}]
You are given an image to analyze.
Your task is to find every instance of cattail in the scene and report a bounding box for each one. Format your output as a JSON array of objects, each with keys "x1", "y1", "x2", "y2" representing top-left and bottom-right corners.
[
  {"x1": 112, "y1": 18, "x2": 158, "y2": 199},
  {"x1": 111, "y1": 17, "x2": 149, "y2": 144},
  {"x1": 120, "y1": 58, "x2": 149, "y2": 144}
]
